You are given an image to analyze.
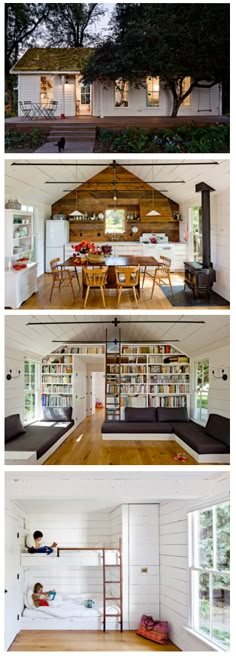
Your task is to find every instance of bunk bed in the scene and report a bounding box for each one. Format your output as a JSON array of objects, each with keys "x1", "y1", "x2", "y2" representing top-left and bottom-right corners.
[{"x1": 21, "y1": 541, "x2": 123, "y2": 632}]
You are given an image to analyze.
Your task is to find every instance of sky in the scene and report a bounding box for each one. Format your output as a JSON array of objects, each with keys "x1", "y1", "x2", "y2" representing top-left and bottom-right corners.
[{"x1": 89, "y1": 2, "x2": 116, "y2": 35}]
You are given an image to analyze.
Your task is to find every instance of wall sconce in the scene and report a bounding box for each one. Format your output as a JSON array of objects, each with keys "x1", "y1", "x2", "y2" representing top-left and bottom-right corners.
[
  {"x1": 212, "y1": 369, "x2": 228, "y2": 381},
  {"x1": 6, "y1": 369, "x2": 21, "y2": 381}
]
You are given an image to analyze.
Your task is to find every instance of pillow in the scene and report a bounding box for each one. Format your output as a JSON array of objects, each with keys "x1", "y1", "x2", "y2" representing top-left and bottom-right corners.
[
  {"x1": 42, "y1": 406, "x2": 72, "y2": 422},
  {"x1": 157, "y1": 407, "x2": 189, "y2": 423},
  {"x1": 24, "y1": 588, "x2": 35, "y2": 610},
  {"x1": 5, "y1": 414, "x2": 26, "y2": 443},
  {"x1": 125, "y1": 407, "x2": 156, "y2": 422},
  {"x1": 205, "y1": 414, "x2": 230, "y2": 446}
]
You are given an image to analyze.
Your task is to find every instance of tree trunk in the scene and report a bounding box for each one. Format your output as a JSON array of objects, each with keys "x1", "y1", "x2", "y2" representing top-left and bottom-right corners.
[
  {"x1": 171, "y1": 96, "x2": 181, "y2": 117},
  {"x1": 6, "y1": 77, "x2": 14, "y2": 114}
]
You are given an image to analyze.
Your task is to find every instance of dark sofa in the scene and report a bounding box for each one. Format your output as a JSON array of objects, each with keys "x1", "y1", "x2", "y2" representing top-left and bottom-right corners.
[
  {"x1": 5, "y1": 407, "x2": 74, "y2": 463},
  {"x1": 101, "y1": 407, "x2": 230, "y2": 462}
]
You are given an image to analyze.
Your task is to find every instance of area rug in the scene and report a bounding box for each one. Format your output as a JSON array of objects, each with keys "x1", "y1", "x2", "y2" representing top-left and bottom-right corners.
[{"x1": 160, "y1": 285, "x2": 230, "y2": 307}]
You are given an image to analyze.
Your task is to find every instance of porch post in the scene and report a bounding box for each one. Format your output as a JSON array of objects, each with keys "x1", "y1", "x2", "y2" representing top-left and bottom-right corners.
[
  {"x1": 100, "y1": 84, "x2": 104, "y2": 118},
  {"x1": 61, "y1": 74, "x2": 65, "y2": 118}
]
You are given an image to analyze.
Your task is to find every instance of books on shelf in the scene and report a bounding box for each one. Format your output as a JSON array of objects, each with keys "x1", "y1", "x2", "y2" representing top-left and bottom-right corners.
[{"x1": 53, "y1": 346, "x2": 104, "y2": 354}]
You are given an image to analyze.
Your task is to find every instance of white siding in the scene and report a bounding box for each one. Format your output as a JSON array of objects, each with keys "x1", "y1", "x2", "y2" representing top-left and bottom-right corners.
[
  {"x1": 159, "y1": 477, "x2": 229, "y2": 651},
  {"x1": 94, "y1": 79, "x2": 221, "y2": 117},
  {"x1": 128, "y1": 504, "x2": 159, "y2": 629},
  {"x1": 18, "y1": 75, "x2": 40, "y2": 114},
  {"x1": 190, "y1": 344, "x2": 230, "y2": 420}
]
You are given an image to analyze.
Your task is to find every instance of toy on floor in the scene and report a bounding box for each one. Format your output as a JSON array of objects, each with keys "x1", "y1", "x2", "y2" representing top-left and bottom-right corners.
[{"x1": 173, "y1": 452, "x2": 188, "y2": 462}]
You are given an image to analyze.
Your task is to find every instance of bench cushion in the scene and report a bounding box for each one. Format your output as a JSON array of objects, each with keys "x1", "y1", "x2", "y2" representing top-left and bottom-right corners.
[
  {"x1": 125, "y1": 407, "x2": 156, "y2": 422},
  {"x1": 42, "y1": 406, "x2": 73, "y2": 422},
  {"x1": 205, "y1": 414, "x2": 230, "y2": 447},
  {"x1": 5, "y1": 414, "x2": 26, "y2": 443},
  {"x1": 157, "y1": 407, "x2": 189, "y2": 423},
  {"x1": 102, "y1": 421, "x2": 172, "y2": 434},
  {"x1": 5, "y1": 420, "x2": 74, "y2": 459},
  {"x1": 172, "y1": 421, "x2": 229, "y2": 454}
]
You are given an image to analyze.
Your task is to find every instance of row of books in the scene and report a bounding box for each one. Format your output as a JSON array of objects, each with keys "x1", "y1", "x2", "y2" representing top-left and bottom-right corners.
[
  {"x1": 120, "y1": 395, "x2": 147, "y2": 407},
  {"x1": 43, "y1": 356, "x2": 73, "y2": 364},
  {"x1": 149, "y1": 395, "x2": 187, "y2": 408},
  {"x1": 149, "y1": 385, "x2": 189, "y2": 394},
  {"x1": 42, "y1": 395, "x2": 72, "y2": 407},
  {"x1": 121, "y1": 345, "x2": 174, "y2": 354},
  {"x1": 42, "y1": 385, "x2": 72, "y2": 394},
  {"x1": 120, "y1": 385, "x2": 147, "y2": 394},
  {"x1": 53, "y1": 346, "x2": 104, "y2": 354},
  {"x1": 149, "y1": 365, "x2": 190, "y2": 373},
  {"x1": 149, "y1": 375, "x2": 189, "y2": 384},
  {"x1": 42, "y1": 376, "x2": 72, "y2": 384},
  {"x1": 42, "y1": 365, "x2": 73, "y2": 374}
]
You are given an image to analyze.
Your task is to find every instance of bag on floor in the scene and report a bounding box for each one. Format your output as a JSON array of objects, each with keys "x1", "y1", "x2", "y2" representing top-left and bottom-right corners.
[{"x1": 137, "y1": 615, "x2": 169, "y2": 644}]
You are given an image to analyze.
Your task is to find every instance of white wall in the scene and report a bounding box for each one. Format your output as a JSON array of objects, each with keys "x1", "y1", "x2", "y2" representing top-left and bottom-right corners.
[
  {"x1": 5, "y1": 499, "x2": 30, "y2": 618},
  {"x1": 190, "y1": 344, "x2": 230, "y2": 420},
  {"x1": 159, "y1": 476, "x2": 229, "y2": 651},
  {"x1": 5, "y1": 348, "x2": 42, "y2": 421},
  {"x1": 179, "y1": 187, "x2": 230, "y2": 301}
]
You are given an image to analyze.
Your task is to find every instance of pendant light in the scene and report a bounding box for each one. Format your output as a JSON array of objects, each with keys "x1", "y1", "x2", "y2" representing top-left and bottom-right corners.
[
  {"x1": 69, "y1": 162, "x2": 83, "y2": 218},
  {"x1": 146, "y1": 163, "x2": 161, "y2": 217},
  {"x1": 113, "y1": 162, "x2": 117, "y2": 202}
]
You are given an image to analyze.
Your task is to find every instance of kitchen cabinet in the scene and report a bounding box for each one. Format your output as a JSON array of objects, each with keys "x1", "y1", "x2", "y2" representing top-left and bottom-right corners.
[
  {"x1": 5, "y1": 209, "x2": 35, "y2": 260},
  {"x1": 5, "y1": 263, "x2": 38, "y2": 308}
]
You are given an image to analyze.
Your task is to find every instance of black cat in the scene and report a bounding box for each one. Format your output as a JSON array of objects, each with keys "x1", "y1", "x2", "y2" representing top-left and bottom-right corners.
[{"x1": 56, "y1": 137, "x2": 65, "y2": 153}]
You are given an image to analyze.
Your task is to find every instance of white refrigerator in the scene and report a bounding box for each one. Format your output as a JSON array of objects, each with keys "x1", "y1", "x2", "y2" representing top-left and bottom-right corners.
[{"x1": 45, "y1": 220, "x2": 69, "y2": 272}]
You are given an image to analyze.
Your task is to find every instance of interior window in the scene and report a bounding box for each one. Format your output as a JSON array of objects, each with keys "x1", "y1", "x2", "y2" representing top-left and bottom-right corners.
[
  {"x1": 195, "y1": 359, "x2": 209, "y2": 422},
  {"x1": 105, "y1": 209, "x2": 125, "y2": 234},
  {"x1": 115, "y1": 80, "x2": 129, "y2": 107}
]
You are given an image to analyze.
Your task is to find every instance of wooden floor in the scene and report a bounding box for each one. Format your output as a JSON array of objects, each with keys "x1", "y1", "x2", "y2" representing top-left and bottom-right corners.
[
  {"x1": 45, "y1": 409, "x2": 199, "y2": 466},
  {"x1": 9, "y1": 630, "x2": 181, "y2": 651},
  {"x1": 13, "y1": 272, "x2": 229, "y2": 311}
]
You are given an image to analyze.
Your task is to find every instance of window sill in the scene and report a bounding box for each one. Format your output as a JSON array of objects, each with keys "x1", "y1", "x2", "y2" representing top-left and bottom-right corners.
[{"x1": 184, "y1": 627, "x2": 228, "y2": 652}]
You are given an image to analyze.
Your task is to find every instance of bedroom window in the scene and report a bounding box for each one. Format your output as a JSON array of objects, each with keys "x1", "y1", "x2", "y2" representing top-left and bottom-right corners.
[
  {"x1": 188, "y1": 501, "x2": 230, "y2": 650},
  {"x1": 146, "y1": 77, "x2": 160, "y2": 107},
  {"x1": 105, "y1": 208, "x2": 125, "y2": 234},
  {"x1": 115, "y1": 79, "x2": 129, "y2": 107},
  {"x1": 24, "y1": 358, "x2": 40, "y2": 423},
  {"x1": 195, "y1": 359, "x2": 209, "y2": 423}
]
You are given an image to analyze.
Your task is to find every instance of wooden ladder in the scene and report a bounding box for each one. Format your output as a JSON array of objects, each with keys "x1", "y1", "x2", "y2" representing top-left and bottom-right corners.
[{"x1": 102, "y1": 538, "x2": 123, "y2": 632}]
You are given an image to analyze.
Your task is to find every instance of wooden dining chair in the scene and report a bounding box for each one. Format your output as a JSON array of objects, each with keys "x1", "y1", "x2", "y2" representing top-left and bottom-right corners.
[
  {"x1": 115, "y1": 266, "x2": 140, "y2": 308},
  {"x1": 146, "y1": 256, "x2": 173, "y2": 298},
  {"x1": 49, "y1": 258, "x2": 75, "y2": 302},
  {"x1": 83, "y1": 266, "x2": 108, "y2": 308}
]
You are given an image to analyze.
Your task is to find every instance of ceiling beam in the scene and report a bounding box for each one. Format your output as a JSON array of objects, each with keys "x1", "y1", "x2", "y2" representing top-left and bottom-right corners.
[{"x1": 11, "y1": 162, "x2": 219, "y2": 167}]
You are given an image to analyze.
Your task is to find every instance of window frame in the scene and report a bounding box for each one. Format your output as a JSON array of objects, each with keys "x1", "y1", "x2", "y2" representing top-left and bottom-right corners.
[
  {"x1": 114, "y1": 79, "x2": 129, "y2": 108},
  {"x1": 24, "y1": 358, "x2": 41, "y2": 424},
  {"x1": 194, "y1": 358, "x2": 209, "y2": 424},
  {"x1": 146, "y1": 76, "x2": 160, "y2": 107},
  {"x1": 105, "y1": 208, "x2": 126, "y2": 235},
  {"x1": 188, "y1": 500, "x2": 230, "y2": 650}
]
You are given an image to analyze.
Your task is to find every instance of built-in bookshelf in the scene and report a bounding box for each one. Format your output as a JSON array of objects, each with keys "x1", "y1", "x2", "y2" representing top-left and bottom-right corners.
[
  {"x1": 41, "y1": 354, "x2": 73, "y2": 408},
  {"x1": 105, "y1": 343, "x2": 190, "y2": 420},
  {"x1": 52, "y1": 345, "x2": 105, "y2": 355}
]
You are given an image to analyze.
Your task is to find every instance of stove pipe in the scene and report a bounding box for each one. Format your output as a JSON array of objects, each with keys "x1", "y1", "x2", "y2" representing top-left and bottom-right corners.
[{"x1": 195, "y1": 182, "x2": 215, "y2": 268}]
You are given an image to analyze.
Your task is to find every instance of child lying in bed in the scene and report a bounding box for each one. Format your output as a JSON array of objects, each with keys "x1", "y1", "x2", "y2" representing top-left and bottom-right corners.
[{"x1": 32, "y1": 582, "x2": 56, "y2": 608}]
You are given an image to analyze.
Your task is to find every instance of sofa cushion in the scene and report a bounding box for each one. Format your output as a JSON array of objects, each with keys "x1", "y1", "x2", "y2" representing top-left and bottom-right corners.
[
  {"x1": 102, "y1": 421, "x2": 172, "y2": 434},
  {"x1": 5, "y1": 414, "x2": 26, "y2": 443},
  {"x1": 157, "y1": 407, "x2": 189, "y2": 423},
  {"x1": 5, "y1": 420, "x2": 74, "y2": 459},
  {"x1": 125, "y1": 407, "x2": 156, "y2": 422},
  {"x1": 172, "y1": 421, "x2": 229, "y2": 454},
  {"x1": 42, "y1": 406, "x2": 73, "y2": 422},
  {"x1": 205, "y1": 414, "x2": 230, "y2": 446}
]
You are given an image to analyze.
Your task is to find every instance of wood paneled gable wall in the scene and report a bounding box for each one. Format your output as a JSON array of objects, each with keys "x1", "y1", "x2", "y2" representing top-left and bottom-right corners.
[{"x1": 51, "y1": 166, "x2": 180, "y2": 242}]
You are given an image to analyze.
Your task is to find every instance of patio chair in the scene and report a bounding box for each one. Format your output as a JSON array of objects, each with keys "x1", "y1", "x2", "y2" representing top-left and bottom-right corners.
[
  {"x1": 19, "y1": 101, "x2": 33, "y2": 120},
  {"x1": 115, "y1": 266, "x2": 140, "y2": 308},
  {"x1": 143, "y1": 256, "x2": 173, "y2": 298},
  {"x1": 83, "y1": 266, "x2": 108, "y2": 308},
  {"x1": 49, "y1": 257, "x2": 75, "y2": 302}
]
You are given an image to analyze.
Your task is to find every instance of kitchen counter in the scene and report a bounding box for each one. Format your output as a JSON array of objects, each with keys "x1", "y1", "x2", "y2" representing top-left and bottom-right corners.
[
  {"x1": 5, "y1": 262, "x2": 38, "y2": 308},
  {"x1": 64, "y1": 241, "x2": 187, "y2": 271}
]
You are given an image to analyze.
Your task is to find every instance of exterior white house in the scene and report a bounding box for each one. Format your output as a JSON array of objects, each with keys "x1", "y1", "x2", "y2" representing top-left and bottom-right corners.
[{"x1": 11, "y1": 48, "x2": 222, "y2": 118}]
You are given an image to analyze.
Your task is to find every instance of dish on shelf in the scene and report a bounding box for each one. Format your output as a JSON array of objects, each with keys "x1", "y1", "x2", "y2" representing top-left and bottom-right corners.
[
  {"x1": 17, "y1": 257, "x2": 29, "y2": 262},
  {"x1": 12, "y1": 264, "x2": 27, "y2": 270}
]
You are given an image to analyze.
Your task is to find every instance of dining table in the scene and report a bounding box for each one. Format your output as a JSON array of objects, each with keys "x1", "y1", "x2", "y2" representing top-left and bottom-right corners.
[{"x1": 62, "y1": 255, "x2": 160, "y2": 299}]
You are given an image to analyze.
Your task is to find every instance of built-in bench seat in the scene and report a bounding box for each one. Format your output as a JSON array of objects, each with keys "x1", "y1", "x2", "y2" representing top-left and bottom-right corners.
[
  {"x1": 5, "y1": 407, "x2": 74, "y2": 465},
  {"x1": 102, "y1": 407, "x2": 230, "y2": 464}
]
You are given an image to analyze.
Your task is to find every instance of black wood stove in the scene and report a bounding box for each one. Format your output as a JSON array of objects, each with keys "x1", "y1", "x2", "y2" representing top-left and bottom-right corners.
[{"x1": 184, "y1": 182, "x2": 216, "y2": 298}]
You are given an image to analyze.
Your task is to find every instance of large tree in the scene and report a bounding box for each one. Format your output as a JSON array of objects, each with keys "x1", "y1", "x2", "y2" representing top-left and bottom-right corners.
[
  {"x1": 42, "y1": 3, "x2": 105, "y2": 48},
  {"x1": 84, "y1": 3, "x2": 230, "y2": 116},
  {"x1": 5, "y1": 3, "x2": 51, "y2": 110}
]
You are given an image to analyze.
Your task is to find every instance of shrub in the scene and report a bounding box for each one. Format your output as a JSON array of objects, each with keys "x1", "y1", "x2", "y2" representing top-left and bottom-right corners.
[
  {"x1": 5, "y1": 127, "x2": 46, "y2": 151},
  {"x1": 110, "y1": 127, "x2": 149, "y2": 152}
]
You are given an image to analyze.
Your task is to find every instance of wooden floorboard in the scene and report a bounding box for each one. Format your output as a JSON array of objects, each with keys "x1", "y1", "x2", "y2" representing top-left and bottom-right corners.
[
  {"x1": 9, "y1": 630, "x2": 181, "y2": 651},
  {"x1": 45, "y1": 409, "x2": 200, "y2": 466},
  {"x1": 10, "y1": 273, "x2": 229, "y2": 311}
]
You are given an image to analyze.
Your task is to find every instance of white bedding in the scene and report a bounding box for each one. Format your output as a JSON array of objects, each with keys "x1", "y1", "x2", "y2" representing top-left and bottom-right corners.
[{"x1": 23, "y1": 594, "x2": 120, "y2": 619}]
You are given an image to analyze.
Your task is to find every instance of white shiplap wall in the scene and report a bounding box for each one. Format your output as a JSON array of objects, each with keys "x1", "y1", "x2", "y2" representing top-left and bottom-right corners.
[
  {"x1": 190, "y1": 344, "x2": 230, "y2": 419},
  {"x1": 5, "y1": 348, "x2": 41, "y2": 420},
  {"x1": 5, "y1": 499, "x2": 30, "y2": 618},
  {"x1": 128, "y1": 504, "x2": 159, "y2": 630},
  {"x1": 159, "y1": 475, "x2": 229, "y2": 651}
]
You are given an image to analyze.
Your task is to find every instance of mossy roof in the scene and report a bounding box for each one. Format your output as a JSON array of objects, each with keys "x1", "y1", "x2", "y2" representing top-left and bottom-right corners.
[{"x1": 11, "y1": 48, "x2": 95, "y2": 73}]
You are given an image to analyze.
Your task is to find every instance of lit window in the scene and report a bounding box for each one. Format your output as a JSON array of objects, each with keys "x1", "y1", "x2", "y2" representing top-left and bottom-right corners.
[
  {"x1": 189, "y1": 501, "x2": 230, "y2": 650},
  {"x1": 195, "y1": 359, "x2": 209, "y2": 423},
  {"x1": 105, "y1": 209, "x2": 125, "y2": 234},
  {"x1": 180, "y1": 77, "x2": 191, "y2": 106},
  {"x1": 115, "y1": 80, "x2": 128, "y2": 107},
  {"x1": 146, "y1": 77, "x2": 160, "y2": 107},
  {"x1": 40, "y1": 75, "x2": 54, "y2": 102},
  {"x1": 24, "y1": 358, "x2": 40, "y2": 423}
]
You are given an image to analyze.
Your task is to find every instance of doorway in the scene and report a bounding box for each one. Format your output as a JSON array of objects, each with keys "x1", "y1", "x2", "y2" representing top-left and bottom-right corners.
[{"x1": 75, "y1": 75, "x2": 92, "y2": 115}]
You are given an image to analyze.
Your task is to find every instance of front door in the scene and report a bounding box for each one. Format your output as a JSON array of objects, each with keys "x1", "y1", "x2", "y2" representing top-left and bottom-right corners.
[{"x1": 75, "y1": 75, "x2": 92, "y2": 115}]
